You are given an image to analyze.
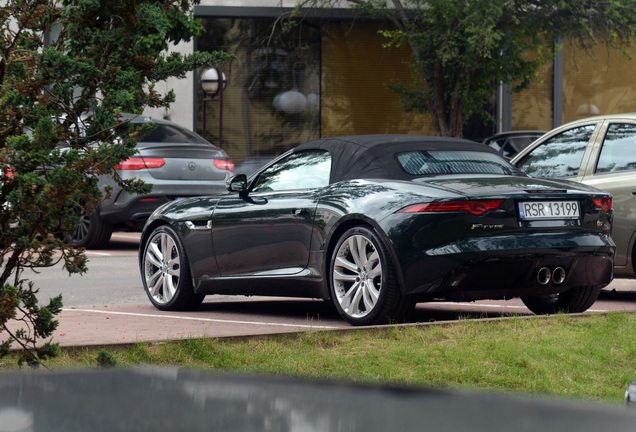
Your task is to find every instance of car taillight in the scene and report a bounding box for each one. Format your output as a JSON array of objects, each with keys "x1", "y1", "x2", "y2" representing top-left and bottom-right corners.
[
  {"x1": 592, "y1": 197, "x2": 612, "y2": 213},
  {"x1": 398, "y1": 199, "x2": 505, "y2": 216},
  {"x1": 214, "y1": 158, "x2": 235, "y2": 171},
  {"x1": 2, "y1": 167, "x2": 14, "y2": 185},
  {"x1": 214, "y1": 159, "x2": 234, "y2": 171},
  {"x1": 114, "y1": 157, "x2": 165, "y2": 170}
]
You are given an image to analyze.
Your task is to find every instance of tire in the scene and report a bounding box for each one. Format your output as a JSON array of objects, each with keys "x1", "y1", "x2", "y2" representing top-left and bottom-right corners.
[
  {"x1": 330, "y1": 226, "x2": 415, "y2": 326},
  {"x1": 65, "y1": 207, "x2": 113, "y2": 249},
  {"x1": 140, "y1": 225, "x2": 205, "y2": 311},
  {"x1": 521, "y1": 285, "x2": 603, "y2": 315}
]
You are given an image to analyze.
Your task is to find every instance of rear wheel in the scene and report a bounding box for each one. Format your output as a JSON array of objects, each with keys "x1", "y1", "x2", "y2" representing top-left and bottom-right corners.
[
  {"x1": 521, "y1": 285, "x2": 602, "y2": 315},
  {"x1": 141, "y1": 225, "x2": 204, "y2": 311},
  {"x1": 64, "y1": 207, "x2": 113, "y2": 249},
  {"x1": 330, "y1": 226, "x2": 415, "y2": 326}
]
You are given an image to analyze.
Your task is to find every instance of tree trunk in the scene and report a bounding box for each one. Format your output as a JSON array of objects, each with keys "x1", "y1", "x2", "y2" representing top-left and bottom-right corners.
[
  {"x1": 449, "y1": 80, "x2": 465, "y2": 137},
  {"x1": 429, "y1": 60, "x2": 468, "y2": 137},
  {"x1": 429, "y1": 60, "x2": 449, "y2": 136}
]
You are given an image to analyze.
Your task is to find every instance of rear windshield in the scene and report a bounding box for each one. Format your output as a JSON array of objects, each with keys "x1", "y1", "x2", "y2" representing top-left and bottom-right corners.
[
  {"x1": 396, "y1": 150, "x2": 516, "y2": 176},
  {"x1": 135, "y1": 124, "x2": 210, "y2": 144}
]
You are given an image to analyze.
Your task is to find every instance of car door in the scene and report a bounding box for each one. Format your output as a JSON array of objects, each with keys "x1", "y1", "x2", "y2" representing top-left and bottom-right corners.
[
  {"x1": 578, "y1": 121, "x2": 636, "y2": 269},
  {"x1": 212, "y1": 150, "x2": 331, "y2": 277}
]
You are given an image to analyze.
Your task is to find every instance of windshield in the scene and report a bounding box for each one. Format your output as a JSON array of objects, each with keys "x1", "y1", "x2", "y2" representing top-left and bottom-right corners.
[{"x1": 135, "y1": 124, "x2": 210, "y2": 144}]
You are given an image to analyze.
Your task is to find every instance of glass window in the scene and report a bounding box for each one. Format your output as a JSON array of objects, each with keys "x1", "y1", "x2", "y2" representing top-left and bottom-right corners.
[
  {"x1": 197, "y1": 18, "x2": 321, "y2": 165},
  {"x1": 396, "y1": 151, "x2": 516, "y2": 176},
  {"x1": 515, "y1": 125, "x2": 595, "y2": 178},
  {"x1": 252, "y1": 151, "x2": 331, "y2": 192},
  {"x1": 595, "y1": 123, "x2": 636, "y2": 174},
  {"x1": 196, "y1": 18, "x2": 437, "y2": 168}
]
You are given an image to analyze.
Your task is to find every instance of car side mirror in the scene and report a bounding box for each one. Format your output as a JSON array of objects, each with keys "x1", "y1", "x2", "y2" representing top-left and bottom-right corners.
[{"x1": 226, "y1": 174, "x2": 248, "y2": 195}]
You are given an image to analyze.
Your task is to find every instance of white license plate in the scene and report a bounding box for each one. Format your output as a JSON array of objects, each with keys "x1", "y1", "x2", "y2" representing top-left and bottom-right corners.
[{"x1": 518, "y1": 201, "x2": 580, "y2": 220}]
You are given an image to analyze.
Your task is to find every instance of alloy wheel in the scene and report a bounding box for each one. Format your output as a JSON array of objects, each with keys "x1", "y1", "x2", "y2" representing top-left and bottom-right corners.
[
  {"x1": 71, "y1": 212, "x2": 91, "y2": 244},
  {"x1": 332, "y1": 233, "x2": 383, "y2": 319},
  {"x1": 143, "y1": 231, "x2": 181, "y2": 306}
]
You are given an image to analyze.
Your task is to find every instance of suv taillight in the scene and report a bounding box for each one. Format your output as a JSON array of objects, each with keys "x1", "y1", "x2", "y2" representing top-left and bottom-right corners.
[
  {"x1": 114, "y1": 157, "x2": 165, "y2": 170},
  {"x1": 214, "y1": 159, "x2": 235, "y2": 171}
]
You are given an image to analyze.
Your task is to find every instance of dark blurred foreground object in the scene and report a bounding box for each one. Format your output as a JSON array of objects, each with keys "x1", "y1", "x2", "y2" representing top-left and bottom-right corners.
[{"x1": 1, "y1": 368, "x2": 636, "y2": 432}]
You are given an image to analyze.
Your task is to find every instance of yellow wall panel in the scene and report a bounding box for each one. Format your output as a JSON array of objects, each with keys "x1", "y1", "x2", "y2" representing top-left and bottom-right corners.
[
  {"x1": 512, "y1": 59, "x2": 554, "y2": 131},
  {"x1": 562, "y1": 41, "x2": 636, "y2": 123},
  {"x1": 321, "y1": 22, "x2": 435, "y2": 137}
]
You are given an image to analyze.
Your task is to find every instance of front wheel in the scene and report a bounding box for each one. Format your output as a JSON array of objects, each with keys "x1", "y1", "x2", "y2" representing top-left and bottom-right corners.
[
  {"x1": 140, "y1": 225, "x2": 204, "y2": 311},
  {"x1": 330, "y1": 226, "x2": 415, "y2": 326},
  {"x1": 521, "y1": 285, "x2": 602, "y2": 315}
]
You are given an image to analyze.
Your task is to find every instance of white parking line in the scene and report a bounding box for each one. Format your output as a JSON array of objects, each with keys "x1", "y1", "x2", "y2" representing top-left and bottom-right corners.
[
  {"x1": 63, "y1": 308, "x2": 340, "y2": 330},
  {"x1": 433, "y1": 302, "x2": 528, "y2": 309},
  {"x1": 111, "y1": 232, "x2": 141, "y2": 240}
]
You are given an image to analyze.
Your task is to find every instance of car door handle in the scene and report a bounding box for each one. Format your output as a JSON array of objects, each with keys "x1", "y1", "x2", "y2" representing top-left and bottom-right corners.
[{"x1": 632, "y1": 190, "x2": 636, "y2": 196}]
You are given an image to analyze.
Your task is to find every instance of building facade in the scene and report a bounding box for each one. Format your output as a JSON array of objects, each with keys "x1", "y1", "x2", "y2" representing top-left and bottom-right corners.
[{"x1": 144, "y1": 1, "x2": 636, "y2": 168}]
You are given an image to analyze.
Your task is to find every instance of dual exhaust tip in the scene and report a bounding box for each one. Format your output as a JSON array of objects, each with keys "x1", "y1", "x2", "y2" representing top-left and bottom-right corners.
[{"x1": 537, "y1": 266, "x2": 566, "y2": 285}]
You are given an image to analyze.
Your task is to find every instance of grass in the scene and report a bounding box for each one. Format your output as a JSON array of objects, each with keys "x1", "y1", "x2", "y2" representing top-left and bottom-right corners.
[{"x1": 2, "y1": 312, "x2": 636, "y2": 405}]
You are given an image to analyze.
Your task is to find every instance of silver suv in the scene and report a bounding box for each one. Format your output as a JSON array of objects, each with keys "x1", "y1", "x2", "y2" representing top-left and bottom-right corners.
[{"x1": 66, "y1": 115, "x2": 234, "y2": 248}]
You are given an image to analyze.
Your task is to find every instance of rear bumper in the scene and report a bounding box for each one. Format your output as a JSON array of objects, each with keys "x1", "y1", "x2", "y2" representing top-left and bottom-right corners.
[
  {"x1": 100, "y1": 195, "x2": 173, "y2": 226},
  {"x1": 99, "y1": 183, "x2": 227, "y2": 227},
  {"x1": 392, "y1": 231, "x2": 615, "y2": 300},
  {"x1": 408, "y1": 252, "x2": 614, "y2": 301}
]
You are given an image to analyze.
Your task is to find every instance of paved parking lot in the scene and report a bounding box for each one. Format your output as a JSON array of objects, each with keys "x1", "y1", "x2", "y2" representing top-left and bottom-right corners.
[
  {"x1": 15, "y1": 279, "x2": 633, "y2": 348},
  {"x1": 6, "y1": 232, "x2": 636, "y2": 349}
]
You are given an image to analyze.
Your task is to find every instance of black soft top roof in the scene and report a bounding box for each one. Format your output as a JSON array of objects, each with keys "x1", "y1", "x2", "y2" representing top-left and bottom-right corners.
[{"x1": 293, "y1": 134, "x2": 503, "y2": 182}]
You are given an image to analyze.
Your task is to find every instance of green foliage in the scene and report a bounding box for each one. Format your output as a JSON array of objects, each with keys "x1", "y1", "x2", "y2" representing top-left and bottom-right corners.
[
  {"x1": 0, "y1": 0, "x2": 233, "y2": 365},
  {"x1": 294, "y1": 0, "x2": 636, "y2": 136},
  {"x1": 2, "y1": 282, "x2": 62, "y2": 368},
  {"x1": 96, "y1": 349, "x2": 117, "y2": 368}
]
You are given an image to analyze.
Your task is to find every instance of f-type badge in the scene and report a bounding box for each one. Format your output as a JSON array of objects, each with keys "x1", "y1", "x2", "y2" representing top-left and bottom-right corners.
[{"x1": 471, "y1": 224, "x2": 504, "y2": 230}]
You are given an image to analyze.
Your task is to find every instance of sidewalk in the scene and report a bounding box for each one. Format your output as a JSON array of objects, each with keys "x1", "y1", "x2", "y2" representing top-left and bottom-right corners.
[
  {"x1": 6, "y1": 298, "x2": 351, "y2": 350},
  {"x1": 53, "y1": 301, "x2": 348, "y2": 347}
]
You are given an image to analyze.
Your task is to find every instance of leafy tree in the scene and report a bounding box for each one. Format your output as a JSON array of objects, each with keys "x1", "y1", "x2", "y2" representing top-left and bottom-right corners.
[
  {"x1": 0, "y1": 0, "x2": 231, "y2": 366},
  {"x1": 291, "y1": 0, "x2": 636, "y2": 136}
]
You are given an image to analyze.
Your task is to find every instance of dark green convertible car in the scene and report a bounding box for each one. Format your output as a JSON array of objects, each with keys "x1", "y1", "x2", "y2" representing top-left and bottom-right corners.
[{"x1": 138, "y1": 135, "x2": 615, "y2": 326}]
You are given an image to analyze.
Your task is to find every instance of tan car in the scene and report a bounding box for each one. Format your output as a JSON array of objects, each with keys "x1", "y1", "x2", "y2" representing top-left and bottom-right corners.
[{"x1": 512, "y1": 113, "x2": 636, "y2": 278}]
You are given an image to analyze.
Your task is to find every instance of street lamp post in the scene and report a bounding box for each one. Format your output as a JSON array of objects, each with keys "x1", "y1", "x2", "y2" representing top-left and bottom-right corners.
[{"x1": 200, "y1": 66, "x2": 227, "y2": 147}]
